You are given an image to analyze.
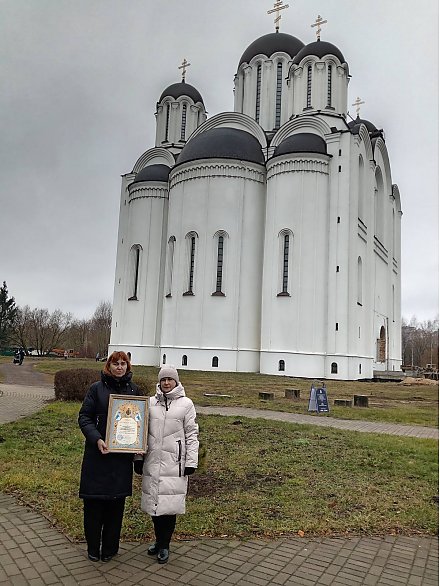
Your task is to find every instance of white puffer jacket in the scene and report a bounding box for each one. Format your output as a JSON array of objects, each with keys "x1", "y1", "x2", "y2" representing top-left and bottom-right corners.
[{"x1": 140, "y1": 383, "x2": 199, "y2": 516}]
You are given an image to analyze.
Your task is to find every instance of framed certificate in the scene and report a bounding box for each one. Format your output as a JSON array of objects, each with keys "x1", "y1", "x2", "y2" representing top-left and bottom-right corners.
[{"x1": 105, "y1": 394, "x2": 148, "y2": 453}]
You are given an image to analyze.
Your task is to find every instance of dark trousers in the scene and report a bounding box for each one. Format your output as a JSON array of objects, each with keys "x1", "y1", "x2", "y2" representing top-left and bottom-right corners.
[
  {"x1": 83, "y1": 498, "x2": 125, "y2": 558},
  {"x1": 152, "y1": 515, "x2": 177, "y2": 549}
]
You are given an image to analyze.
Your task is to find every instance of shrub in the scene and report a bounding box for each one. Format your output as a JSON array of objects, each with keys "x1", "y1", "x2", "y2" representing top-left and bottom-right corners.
[
  {"x1": 54, "y1": 369, "x2": 101, "y2": 401},
  {"x1": 54, "y1": 369, "x2": 152, "y2": 401}
]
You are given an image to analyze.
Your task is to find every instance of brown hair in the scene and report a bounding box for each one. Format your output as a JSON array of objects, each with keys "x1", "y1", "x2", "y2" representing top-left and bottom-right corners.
[{"x1": 103, "y1": 351, "x2": 131, "y2": 375}]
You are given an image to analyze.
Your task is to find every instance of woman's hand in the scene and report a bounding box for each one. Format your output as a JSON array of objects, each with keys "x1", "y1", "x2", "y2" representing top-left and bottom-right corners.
[{"x1": 97, "y1": 439, "x2": 109, "y2": 454}]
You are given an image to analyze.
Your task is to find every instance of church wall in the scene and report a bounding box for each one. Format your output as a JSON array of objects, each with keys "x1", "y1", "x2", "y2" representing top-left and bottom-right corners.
[
  {"x1": 261, "y1": 153, "x2": 330, "y2": 377},
  {"x1": 108, "y1": 181, "x2": 168, "y2": 365},
  {"x1": 161, "y1": 160, "x2": 265, "y2": 372}
]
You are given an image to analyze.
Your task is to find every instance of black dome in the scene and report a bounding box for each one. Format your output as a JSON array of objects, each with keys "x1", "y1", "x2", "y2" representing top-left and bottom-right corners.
[
  {"x1": 176, "y1": 127, "x2": 265, "y2": 166},
  {"x1": 292, "y1": 39, "x2": 345, "y2": 65},
  {"x1": 348, "y1": 115, "x2": 377, "y2": 133},
  {"x1": 132, "y1": 164, "x2": 170, "y2": 184},
  {"x1": 159, "y1": 82, "x2": 204, "y2": 104},
  {"x1": 239, "y1": 32, "x2": 304, "y2": 66},
  {"x1": 273, "y1": 133, "x2": 328, "y2": 157}
]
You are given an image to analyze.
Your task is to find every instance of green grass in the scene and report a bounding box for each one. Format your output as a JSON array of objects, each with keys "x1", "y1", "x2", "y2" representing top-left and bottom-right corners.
[
  {"x1": 0, "y1": 402, "x2": 437, "y2": 541},
  {"x1": 31, "y1": 359, "x2": 440, "y2": 427}
]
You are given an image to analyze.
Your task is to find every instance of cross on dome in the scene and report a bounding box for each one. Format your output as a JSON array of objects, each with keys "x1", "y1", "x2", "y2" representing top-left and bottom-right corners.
[
  {"x1": 178, "y1": 58, "x2": 191, "y2": 82},
  {"x1": 267, "y1": 0, "x2": 290, "y2": 32},
  {"x1": 311, "y1": 14, "x2": 328, "y2": 40},
  {"x1": 352, "y1": 96, "x2": 365, "y2": 115}
]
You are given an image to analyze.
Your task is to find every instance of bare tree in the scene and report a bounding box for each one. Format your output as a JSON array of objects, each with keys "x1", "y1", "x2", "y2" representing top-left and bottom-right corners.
[
  {"x1": 402, "y1": 316, "x2": 439, "y2": 369},
  {"x1": 90, "y1": 301, "x2": 112, "y2": 358}
]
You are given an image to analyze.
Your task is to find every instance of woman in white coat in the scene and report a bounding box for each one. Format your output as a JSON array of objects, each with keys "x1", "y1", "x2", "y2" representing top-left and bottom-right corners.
[{"x1": 134, "y1": 365, "x2": 199, "y2": 564}]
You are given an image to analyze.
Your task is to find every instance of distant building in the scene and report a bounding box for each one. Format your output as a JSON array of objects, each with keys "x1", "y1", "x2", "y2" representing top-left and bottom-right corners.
[{"x1": 109, "y1": 10, "x2": 402, "y2": 380}]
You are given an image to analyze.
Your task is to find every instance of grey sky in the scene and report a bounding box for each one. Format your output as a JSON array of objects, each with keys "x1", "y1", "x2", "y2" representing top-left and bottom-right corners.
[{"x1": 0, "y1": 0, "x2": 438, "y2": 322}]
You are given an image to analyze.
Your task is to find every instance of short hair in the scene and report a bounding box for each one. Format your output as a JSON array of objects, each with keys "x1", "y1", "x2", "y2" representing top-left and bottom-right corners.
[{"x1": 103, "y1": 351, "x2": 131, "y2": 375}]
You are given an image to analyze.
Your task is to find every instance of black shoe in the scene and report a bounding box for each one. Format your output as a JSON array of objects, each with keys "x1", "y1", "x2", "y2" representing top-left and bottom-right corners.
[
  {"x1": 101, "y1": 554, "x2": 115, "y2": 562},
  {"x1": 157, "y1": 548, "x2": 169, "y2": 564},
  {"x1": 88, "y1": 553, "x2": 100, "y2": 562},
  {"x1": 147, "y1": 543, "x2": 159, "y2": 556}
]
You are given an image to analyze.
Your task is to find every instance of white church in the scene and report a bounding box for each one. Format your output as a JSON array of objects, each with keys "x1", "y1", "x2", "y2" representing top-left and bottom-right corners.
[{"x1": 109, "y1": 7, "x2": 402, "y2": 381}]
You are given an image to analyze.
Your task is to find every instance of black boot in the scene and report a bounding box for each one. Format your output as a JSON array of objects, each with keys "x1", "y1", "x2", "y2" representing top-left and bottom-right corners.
[
  {"x1": 157, "y1": 548, "x2": 169, "y2": 564},
  {"x1": 147, "y1": 542, "x2": 159, "y2": 556}
]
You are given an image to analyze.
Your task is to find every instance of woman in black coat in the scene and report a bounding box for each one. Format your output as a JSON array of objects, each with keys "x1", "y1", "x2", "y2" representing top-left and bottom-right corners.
[{"x1": 78, "y1": 351, "x2": 138, "y2": 562}]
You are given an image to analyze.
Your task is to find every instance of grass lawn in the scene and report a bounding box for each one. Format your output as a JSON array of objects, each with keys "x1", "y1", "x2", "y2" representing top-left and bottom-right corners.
[
  {"x1": 0, "y1": 402, "x2": 437, "y2": 542},
  {"x1": 25, "y1": 358, "x2": 440, "y2": 427}
]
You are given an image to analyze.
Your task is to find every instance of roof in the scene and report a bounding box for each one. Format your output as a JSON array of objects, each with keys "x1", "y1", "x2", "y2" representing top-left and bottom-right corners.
[
  {"x1": 238, "y1": 32, "x2": 304, "y2": 66},
  {"x1": 159, "y1": 82, "x2": 204, "y2": 105},
  {"x1": 131, "y1": 164, "x2": 171, "y2": 184},
  {"x1": 273, "y1": 133, "x2": 328, "y2": 157},
  {"x1": 348, "y1": 115, "x2": 378, "y2": 133},
  {"x1": 176, "y1": 127, "x2": 265, "y2": 166},
  {"x1": 292, "y1": 39, "x2": 346, "y2": 65}
]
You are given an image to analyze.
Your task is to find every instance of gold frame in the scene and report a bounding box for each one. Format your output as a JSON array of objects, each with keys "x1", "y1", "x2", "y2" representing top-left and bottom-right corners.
[{"x1": 105, "y1": 394, "x2": 148, "y2": 453}]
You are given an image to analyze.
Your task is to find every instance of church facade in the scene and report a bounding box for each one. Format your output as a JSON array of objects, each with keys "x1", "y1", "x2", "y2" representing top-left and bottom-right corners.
[{"x1": 109, "y1": 19, "x2": 402, "y2": 380}]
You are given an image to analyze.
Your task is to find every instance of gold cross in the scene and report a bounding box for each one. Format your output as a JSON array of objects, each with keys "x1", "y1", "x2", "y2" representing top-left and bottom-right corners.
[
  {"x1": 311, "y1": 14, "x2": 327, "y2": 40},
  {"x1": 267, "y1": 0, "x2": 290, "y2": 32},
  {"x1": 178, "y1": 58, "x2": 191, "y2": 82},
  {"x1": 352, "y1": 96, "x2": 365, "y2": 115}
]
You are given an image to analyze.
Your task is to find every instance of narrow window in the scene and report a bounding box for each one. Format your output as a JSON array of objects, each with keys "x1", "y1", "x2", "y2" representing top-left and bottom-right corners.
[
  {"x1": 357, "y1": 257, "x2": 363, "y2": 305},
  {"x1": 278, "y1": 360, "x2": 285, "y2": 372},
  {"x1": 306, "y1": 65, "x2": 312, "y2": 108},
  {"x1": 215, "y1": 235, "x2": 224, "y2": 293},
  {"x1": 327, "y1": 64, "x2": 332, "y2": 107},
  {"x1": 128, "y1": 245, "x2": 141, "y2": 300},
  {"x1": 359, "y1": 364, "x2": 362, "y2": 374},
  {"x1": 255, "y1": 64, "x2": 262, "y2": 123},
  {"x1": 162, "y1": 354, "x2": 166, "y2": 364},
  {"x1": 282, "y1": 234, "x2": 289, "y2": 292},
  {"x1": 184, "y1": 233, "x2": 197, "y2": 296},
  {"x1": 182, "y1": 355, "x2": 187, "y2": 366},
  {"x1": 165, "y1": 236, "x2": 176, "y2": 297},
  {"x1": 336, "y1": 323, "x2": 339, "y2": 331},
  {"x1": 277, "y1": 230, "x2": 292, "y2": 296},
  {"x1": 331, "y1": 362, "x2": 338, "y2": 374},
  {"x1": 180, "y1": 104, "x2": 187, "y2": 140},
  {"x1": 212, "y1": 356, "x2": 219, "y2": 368},
  {"x1": 165, "y1": 103, "x2": 171, "y2": 142},
  {"x1": 275, "y1": 62, "x2": 283, "y2": 128}
]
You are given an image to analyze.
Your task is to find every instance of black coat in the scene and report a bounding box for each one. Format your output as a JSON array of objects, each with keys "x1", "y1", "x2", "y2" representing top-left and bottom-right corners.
[{"x1": 78, "y1": 371, "x2": 139, "y2": 499}]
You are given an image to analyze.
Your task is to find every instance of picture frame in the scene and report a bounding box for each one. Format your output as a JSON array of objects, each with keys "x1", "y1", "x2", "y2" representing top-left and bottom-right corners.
[{"x1": 105, "y1": 394, "x2": 148, "y2": 453}]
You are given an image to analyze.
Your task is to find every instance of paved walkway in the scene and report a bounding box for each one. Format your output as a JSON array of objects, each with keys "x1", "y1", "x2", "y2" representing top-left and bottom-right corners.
[{"x1": 0, "y1": 361, "x2": 438, "y2": 585}]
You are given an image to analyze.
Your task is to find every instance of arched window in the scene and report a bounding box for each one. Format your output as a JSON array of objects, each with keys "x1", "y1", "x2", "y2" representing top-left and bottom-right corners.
[
  {"x1": 212, "y1": 231, "x2": 228, "y2": 296},
  {"x1": 128, "y1": 244, "x2": 142, "y2": 300},
  {"x1": 165, "y1": 236, "x2": 176, "y2": 297},
  {"x1": 327, "y1": 64, "x2": 333, "y2": 107},
  {"x1": 255, "y1": 64, "x2": 262, "y2": 123},
  {"x1": 374, "y1": 168, "x2": 385, "y2": 242},
  {"x1": 183, "y1": 232, "x2": 198, "y2": 296},
  {"x1": 180, "y1": 104, "x2": 187, "y2": 140},
  {"x1": 165, "y1": 103, "x2": 171, "y2": 142},
  {"x1": 278, "y1": 360, "x2": 285, "y2": 372},
  {"x1": 277, "y1": 229, "x2": 293, "y2": 296},
  {"x1": 306, "y1": 64, "x2": 312, "y2": 108},
  {"x1": 275, "y1": 62, "x2": 283, "y2": 128},
  {"x1": 182, "y1": 355, "x2": 187, "y2": 366},
  {"x1": 162, "y1": 354, "x2": 166, "y2": 364},
  {"x1": 357, "y1": 257, "x2": 363, "y2": 305},
  {"x1": 358, "y1": 155, "x2": 365, "y2": 221},
  {"x1": 331, "y1": 362, "x2": 338, "y2": 374},
  {"x1": 212, "y1": 356, "x2": 219, "y2": 368},
  {"x1": 377, "y1": 326, "x2": 386, "y2": 362}
]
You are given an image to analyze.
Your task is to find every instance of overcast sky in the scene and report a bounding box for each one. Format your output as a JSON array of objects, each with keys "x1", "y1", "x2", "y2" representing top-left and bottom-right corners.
[{"x1": 1, "y1": 0, "x2": 438, "y2": 323}]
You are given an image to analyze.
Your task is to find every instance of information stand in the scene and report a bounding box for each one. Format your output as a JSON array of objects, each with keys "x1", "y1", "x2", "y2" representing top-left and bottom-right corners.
[{"x1": 308, "y1": 383, "x2": 330, "y2": 413}]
